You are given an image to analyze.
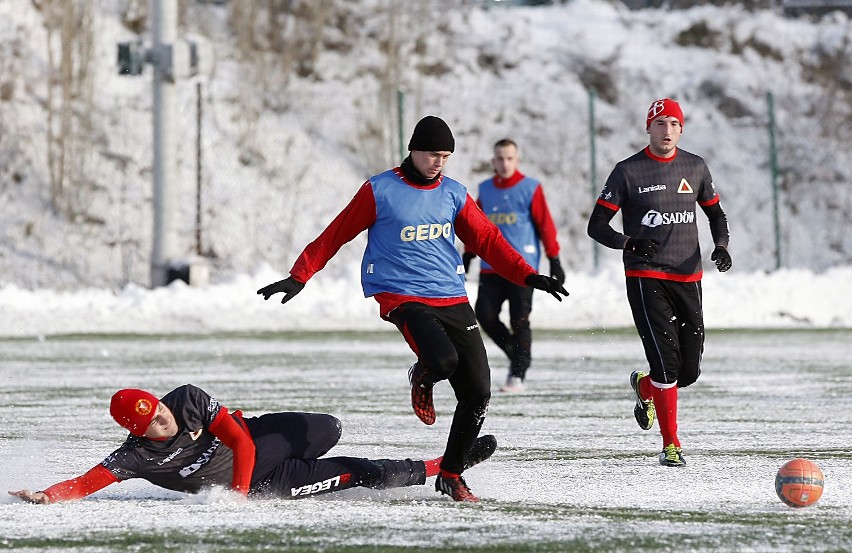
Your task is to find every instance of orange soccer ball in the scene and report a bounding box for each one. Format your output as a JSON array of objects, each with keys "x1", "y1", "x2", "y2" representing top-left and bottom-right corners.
[{"x1": 775, "y1": 458, "x2": 824, "y2": 508}]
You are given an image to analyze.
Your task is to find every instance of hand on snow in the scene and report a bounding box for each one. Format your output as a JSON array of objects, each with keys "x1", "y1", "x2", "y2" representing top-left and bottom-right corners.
[{"x1": 8, "y1": 490, "x2": 49, "y2": 504}]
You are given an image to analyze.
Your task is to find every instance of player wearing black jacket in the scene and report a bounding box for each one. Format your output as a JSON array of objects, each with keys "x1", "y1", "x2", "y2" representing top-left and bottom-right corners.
[
  {"x1": 9, "y1": 385, "x2": 497, "y2": 503},
  {"x1": 587, "y1": 98, "x2": 732, "y2": 467}
]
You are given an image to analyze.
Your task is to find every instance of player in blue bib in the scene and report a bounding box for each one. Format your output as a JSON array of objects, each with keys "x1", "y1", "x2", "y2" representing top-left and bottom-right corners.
[
  {"x1": 258, "y1": 117, "x2": 568, "y2": 501},
  {"x1": 464, "y1": 139, "x2": 564, "y2": 392}
]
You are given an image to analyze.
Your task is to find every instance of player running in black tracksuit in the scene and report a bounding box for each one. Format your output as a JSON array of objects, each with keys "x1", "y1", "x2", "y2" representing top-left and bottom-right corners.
[
  {"x1": 463, "y1": 138, "x2": 565, "y2": 393},
  {"x1": 9, "y1": 385, "x2": 496, "y2": 504},
  {"x1": 587, "y1": 98, "x2": 732, "y2": 467}
]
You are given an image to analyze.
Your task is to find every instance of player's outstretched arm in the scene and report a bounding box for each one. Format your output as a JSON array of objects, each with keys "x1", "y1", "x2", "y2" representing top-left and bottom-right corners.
[{"x1": 9, "y1": 465, "x2": 118, "y2": 504}]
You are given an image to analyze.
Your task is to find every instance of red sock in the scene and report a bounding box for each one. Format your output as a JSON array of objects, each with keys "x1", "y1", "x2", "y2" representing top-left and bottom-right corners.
[
  {"x1": 439, "y1": 469, "x2": 460, "y2": 479},
  {"x1": 651, "y1": 383, "x2": 680, "y2": 448},
  {"x1": 639, "y1": 374, "x2": 653, "y2": 401},
  {"x1": 424, "y1": 457, "x2": 442, "y2": 477}
]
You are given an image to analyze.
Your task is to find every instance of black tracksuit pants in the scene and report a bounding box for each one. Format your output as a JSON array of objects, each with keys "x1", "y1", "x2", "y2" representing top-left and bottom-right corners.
[
  {"x1": 625, "y1": 276, "x2": 704, "y2": 388},
  {"x1": 389, "y1": 301, "x2": 491, "y2": 475},
  {"x1": 246, "y1": 412, "x2": 425, "y2": 499},
  {"x1": 474, "y1": 273, "x2": 534, "y2": 379}
]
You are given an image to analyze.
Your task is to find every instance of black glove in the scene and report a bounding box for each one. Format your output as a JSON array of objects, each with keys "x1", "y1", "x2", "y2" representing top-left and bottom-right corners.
[
  {"x1": 257, "y1": 276, "x2": 305, "y2": 304},
  {"x1": 548, "y1": 256, "x2": 565, "y2": 286},
  {"x1": 462, "y1": 252, "x2": 475, "y2": 274},
  {"x1": 711, "y1": 245, "x2": 732, "y2": 272},
  {"x1": 525, "y1": 274, "x2": 569, "y2": 302},
  {"x1": 625, "y1": 238, "x2": 659, "y2": 261}
]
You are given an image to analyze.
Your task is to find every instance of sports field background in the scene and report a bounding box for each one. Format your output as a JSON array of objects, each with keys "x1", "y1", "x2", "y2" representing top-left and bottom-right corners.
[{"x1": 1, "y1": 329, "x2": 851, "y2": 552}]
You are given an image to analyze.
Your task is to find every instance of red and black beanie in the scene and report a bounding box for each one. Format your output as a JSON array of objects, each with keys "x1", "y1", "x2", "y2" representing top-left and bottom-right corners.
[{"x1": 646, "y1": 98, "x2": 684, "y2": 129}]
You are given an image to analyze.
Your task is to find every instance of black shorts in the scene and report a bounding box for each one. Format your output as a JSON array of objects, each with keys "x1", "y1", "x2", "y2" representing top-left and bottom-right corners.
[
  {"x1": 625, "y1": 277, "x2": 704, "y2": 387},
  {"x1": 388, "y1": 301, "x2": 491, "y2": 473}
]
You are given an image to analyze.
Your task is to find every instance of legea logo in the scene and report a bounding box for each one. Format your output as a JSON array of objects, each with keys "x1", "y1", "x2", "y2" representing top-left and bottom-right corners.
[
  {"x1": 641, "y1": 210, "x2": 695, "y2": 228},
  {"x1": 290, "y1": 474, "x2": 350, "y2": 497},
  {"x1": 400, "y1": 223, "x2": 452, "y2": 242}
]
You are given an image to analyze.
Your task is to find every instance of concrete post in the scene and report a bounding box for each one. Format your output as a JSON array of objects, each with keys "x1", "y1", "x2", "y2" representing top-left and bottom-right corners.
[{"x1": 150, "y1": 0, "x2": 179, "y2": 287}]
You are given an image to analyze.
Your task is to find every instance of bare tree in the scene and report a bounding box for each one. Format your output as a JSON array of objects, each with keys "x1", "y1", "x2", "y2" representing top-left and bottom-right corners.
[{"x1": 35, "y1": 0, "x2": 95, "y2": 217}]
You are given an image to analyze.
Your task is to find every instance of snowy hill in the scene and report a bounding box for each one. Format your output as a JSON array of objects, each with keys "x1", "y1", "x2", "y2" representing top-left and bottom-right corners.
[{"x1": 0, "y1": 0, "x2": 850, "y2": 335}]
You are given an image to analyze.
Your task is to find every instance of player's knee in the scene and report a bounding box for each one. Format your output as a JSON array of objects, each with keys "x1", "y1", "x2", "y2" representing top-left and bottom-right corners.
[
  {"x1": 425, "y1": 351, "x2": 459, "y2": 381},
  {"x1": 317, "y1": 414, "x2": 342, "y2": 445},
  {"x1": 467, "y1": 387, "x2": 491, "y2": 407},
  {"x1": 510, "y1": 317, "x2": 530, "y2": 332},
  {"x1": 678, "y1": 371, "x2": 699, "y2": 388}
]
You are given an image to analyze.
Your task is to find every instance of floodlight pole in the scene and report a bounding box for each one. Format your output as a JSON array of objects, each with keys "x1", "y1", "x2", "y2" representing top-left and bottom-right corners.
[{"x1": 150, "y1": 0, "x2": 179, "y2": 288}]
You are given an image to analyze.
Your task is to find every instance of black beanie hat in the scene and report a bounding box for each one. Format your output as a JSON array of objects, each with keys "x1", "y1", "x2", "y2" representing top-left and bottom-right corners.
[{"x1": 408, "y1": 116, "x2": 455, "y2": 153}]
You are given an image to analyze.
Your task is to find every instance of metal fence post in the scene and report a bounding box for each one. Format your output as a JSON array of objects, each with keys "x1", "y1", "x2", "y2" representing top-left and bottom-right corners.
[
  {"x1": 397, "y1": 89, "x2": 405, "y2": 162},
  {"x1": 589, "y1": 88, "x2": 599, "y2": 271},
  {"x1": 767, "y1": 91, "x2": 782, "y2": 270}
]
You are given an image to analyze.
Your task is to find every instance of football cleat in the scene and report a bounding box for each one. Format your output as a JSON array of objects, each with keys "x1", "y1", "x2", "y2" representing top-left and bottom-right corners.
[
  {"x1": 435, "y1": 474, "x2": 480, "y2": 502},
  {"x1": 464, "y1": 435, "x2": 497, "y2": 470},
  {"x1": 659, "y1": 444, "x2": 686, "y2": 467},
  {"x1": 409, "y1": 363, "x2": 435, "y2": 425},
  {"x1": 630, "y1": 371, "x2": 655, "y2": 431}
]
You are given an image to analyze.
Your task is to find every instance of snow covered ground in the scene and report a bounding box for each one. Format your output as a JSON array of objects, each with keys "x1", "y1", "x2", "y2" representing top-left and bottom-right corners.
[{"x1": 1, "y1": 329, "x2": 850, "y2": 552}]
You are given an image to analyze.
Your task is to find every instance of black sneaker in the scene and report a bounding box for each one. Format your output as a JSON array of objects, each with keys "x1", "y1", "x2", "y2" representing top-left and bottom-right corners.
[
  {"x1": 435, "y1": 474, "x2": 480, "y2": 502},
  {"x1": 630, "y1": 371, "x2": 655, "y2": 431},
  {"x1": 409, "y1": 363, "x2": 435, "y2": 425},
  {"x1": 464, "y1": 435, "x2": 497, "y2": 470}
]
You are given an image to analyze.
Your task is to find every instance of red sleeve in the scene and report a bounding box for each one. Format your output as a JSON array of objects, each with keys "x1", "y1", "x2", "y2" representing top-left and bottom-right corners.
[
  {"x1": 290, "y1": 182, "x2": 377, "y2": 283},
  {"x1": 208, "y1": 407, "x2": 256, "y2": 495},
  {"x1": 463, "y1": 197, "x2": 483, "y2": 255},
  {"x1": 455, "y1": 195, "x2": 535, "y2": 286},
  {"x1": 530, "y1": 185, "x2": 560, "y2": 258},
  {"x1": 41, "y1": 464, "x2": 118, "y2": 503}
]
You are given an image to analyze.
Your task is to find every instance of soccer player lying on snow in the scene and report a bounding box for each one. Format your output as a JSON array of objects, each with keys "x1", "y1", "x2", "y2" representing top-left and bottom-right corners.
[{"x1": 8, "y1": 385, "x2": 496, "y2": 504}]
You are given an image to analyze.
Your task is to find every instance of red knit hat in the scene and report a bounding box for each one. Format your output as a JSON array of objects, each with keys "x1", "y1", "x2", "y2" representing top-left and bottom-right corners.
[
  {"x1": 110, "y1": 389, "x2": 159, "y2": 436},
  {"x1": 646, "y1": 98, "x2": 684, "y2": 129}
]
